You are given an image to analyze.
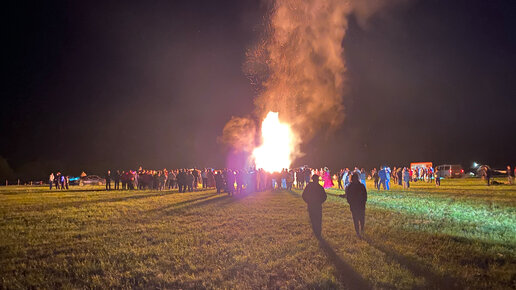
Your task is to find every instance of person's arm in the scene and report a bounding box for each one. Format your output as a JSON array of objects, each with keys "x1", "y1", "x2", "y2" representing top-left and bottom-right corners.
[
  {"x1": 321, "y1": 187, "x2": 327, "y2": 203},
  {"x1": 302, "y1": 185, "x2": 309, "y2": 203}
]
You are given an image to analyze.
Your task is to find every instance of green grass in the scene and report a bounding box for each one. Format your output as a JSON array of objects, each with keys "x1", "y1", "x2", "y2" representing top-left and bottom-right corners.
[{"x1": 0, "y1": 178, "x2": 515, "y2": 289}]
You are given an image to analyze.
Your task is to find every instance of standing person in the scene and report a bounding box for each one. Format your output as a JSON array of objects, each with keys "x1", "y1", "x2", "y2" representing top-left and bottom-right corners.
[
  {"x1": 60, "y1": 174, "x2": 66, "y2": 190},
  {"x1": 176, "y1": 169, "x2": 184, "y2": 193},
  {"x1": 201, "y1": 169, "x2": 208, "y2": 189},
  {"x1": 114, "y1": 170, "x2": 121, "y2": 190},
  {"x1": 507, "y1": 165, "x2": 514, "y2": 185},
  {"x1": 105, "y1": 170, "x2": 111, "y2": 191},
  {"x1": 49, "y1": 173, "x2": 54, "y2": 190},
  {"x1": 207, "y1": 169, "x2": 215, "y2": 188},
  {"x1": 65, "y1": 176, "x2": 70, "y2": 190},
  {"x1": 397, "y1": 168, "x2": 403, "y2": 186},
  {"x1": 360, "y1": 168, "x2": 367, "y2": 189},
  {"x1": 378, "y1": 167, "x2": 386, "y2": 190},
  {"x1": 344, "y1": 173, "x2": 368, "y2": 238},
  {"x1": 227, "y1": 170, "x2": 236, "y2": 195},
  {"x1": 434, "y1": 167, "x2": 441, "y2": 187},
  {"x1": 302, "y1": 174, "x2": 327, "y2": 239},
  {"x1": 192, "y1": 169, "x2": 200, "y2": 189},
  {"x1": 403, "y1": 167, "x2": 410, "y2": 189},
  {"x1": 286, "y1": 169, "x2": 294, "y2": 191},
  {"x1": 372, "y1": 168, "x2": 379, "y2": 190},
  {"x1": 384, "y1": 167, "x2": 391, "y2": 190},
  {"x1": 304, "y1": 167, "x2": 311, "y2": 189},
  {"x1": 186, "y1": 170, "x2": 194, "y2": 192},
  {"x1": 485, "y1": 166, "x2": 492, "y2": 186},
  {"x1": 168, "y1": 170, "x2": 177, "y2": 190},
  {"x1": 322, "y1": 167, "x2": 334, "y2": 189},
  {"x1": 342, "y1": 168, "x2": 350, "y2": 188},
  {"x1": 281, "y1": 169, "x2": 288, "y2": 189},
  {"x1": 337, "y1": 169, "x2": 344, "y2": 189},
  {"x1": 55, "y1": 172, "x2": 61, "y2": 189},
  {"x1": 215, "y1": 171, "x2": 224, "y2": 194}
]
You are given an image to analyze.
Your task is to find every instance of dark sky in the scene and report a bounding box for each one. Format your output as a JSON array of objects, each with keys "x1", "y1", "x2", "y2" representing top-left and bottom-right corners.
[{"x1": 1, "y1": 0, "x2": 515, "y2": 177}]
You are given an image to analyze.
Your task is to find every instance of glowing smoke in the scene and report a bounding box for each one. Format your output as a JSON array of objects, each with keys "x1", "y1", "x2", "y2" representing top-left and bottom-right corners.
[{"x1": 222, "y1": 0, "x2": 407, "y2": 165}]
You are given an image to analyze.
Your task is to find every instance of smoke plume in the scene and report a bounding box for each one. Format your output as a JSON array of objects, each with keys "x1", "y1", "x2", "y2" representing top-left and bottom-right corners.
[{"x1": 223, "y1": 0, "x2": 405, "y2": 159}]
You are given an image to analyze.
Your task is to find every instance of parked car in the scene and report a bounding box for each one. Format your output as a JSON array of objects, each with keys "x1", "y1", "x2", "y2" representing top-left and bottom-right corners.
[
  {"x1": 436, "y1": 164, "x2": 464, "y2": 178},
  {"x1": 79, "y1": 175, "x2": 106, "y2": 186},
  {"x1": 68, "y1": 176, "x2": 80, "y2": 186}
]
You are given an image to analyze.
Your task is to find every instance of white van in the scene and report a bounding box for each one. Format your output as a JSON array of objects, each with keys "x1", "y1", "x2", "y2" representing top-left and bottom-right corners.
[{"x1": 436, "y1": 164, "x2": 464, "y2": 178}]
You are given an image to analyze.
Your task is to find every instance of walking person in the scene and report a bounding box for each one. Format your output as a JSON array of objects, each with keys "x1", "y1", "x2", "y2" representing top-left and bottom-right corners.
[
  {"x1": 302, "y1": 174, "x2": 327, "y2": 239},
  {"x1": 344, "y1": 173, "x2": 368, "y2": 238}
]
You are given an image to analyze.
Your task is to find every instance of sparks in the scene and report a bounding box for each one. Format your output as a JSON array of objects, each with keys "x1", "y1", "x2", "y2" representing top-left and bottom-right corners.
[{"x1": 252, "y1": 112, "x2": 295, "y2": 173}]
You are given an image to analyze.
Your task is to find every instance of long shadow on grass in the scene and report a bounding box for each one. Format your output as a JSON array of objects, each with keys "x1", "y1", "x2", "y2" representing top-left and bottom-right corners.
[
  {"x1": 159, "y1": 194, "x2": 235, "y2": 216},
  {"x1": 363, "y1": 236, "x2": 463, "y2": 289},
  {"x1": 146, "y1": 193, "x2": 218, "y2": 213},
  {"x1": 318, "y1": 238, "x2": 371, "y2": 289},
  {"x1": 0, "y1": 188, "x2": 103, "y2": 195},
  {"x1": 39, "y1": 191, "x2": 178, "y2": 211}
]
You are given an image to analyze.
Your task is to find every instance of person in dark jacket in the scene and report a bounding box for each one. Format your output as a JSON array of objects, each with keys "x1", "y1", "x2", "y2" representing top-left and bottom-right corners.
[
  {"x1": 302, "y1": 174, "x2": 327, "y2": 239},
  {"x1": 114, "y1": 170, "x2": 120, "y2": 190},
  {"x1": 345, "y1": 173, "x2": 368, "y2": 238},
  {"x1": 215, "y1": 171, "x2": 224, "y2": 194}
]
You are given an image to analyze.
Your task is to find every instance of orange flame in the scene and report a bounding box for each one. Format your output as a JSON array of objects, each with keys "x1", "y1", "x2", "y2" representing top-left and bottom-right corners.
[{"x1": 252, "y1": 112, "x2": 295, "y2": 173}]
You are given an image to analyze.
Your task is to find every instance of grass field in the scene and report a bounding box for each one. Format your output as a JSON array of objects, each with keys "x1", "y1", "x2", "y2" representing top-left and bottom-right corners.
[{"x1": 1, "y1": 178, "x2": 515, "y2": 289}]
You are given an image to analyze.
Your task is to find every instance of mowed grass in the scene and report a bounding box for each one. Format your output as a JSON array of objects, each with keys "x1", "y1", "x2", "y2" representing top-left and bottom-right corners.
[{"x1": 0, "y1": 178, "x2": 515, "y2": 289}]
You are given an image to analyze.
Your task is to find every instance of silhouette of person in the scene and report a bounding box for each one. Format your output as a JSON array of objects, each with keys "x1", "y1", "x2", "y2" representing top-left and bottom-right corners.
[
  {"x1": 345, "y1": 173, "x2": 368, "y2": 238},
  {"x1": 105, "y1": 170, "x2": 111, "y2": 191},
  {"x1": 302, "y1": 174, "x2": 327, "y2": 238}
]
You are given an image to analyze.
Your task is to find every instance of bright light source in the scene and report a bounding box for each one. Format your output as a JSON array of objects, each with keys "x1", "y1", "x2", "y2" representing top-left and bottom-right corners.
[
  {"x1": 473, "y1": 162, "x2": 478, "y2": 168},
  {"x1": 252, "y1": 112, "x2": 295, "y2": 173}
]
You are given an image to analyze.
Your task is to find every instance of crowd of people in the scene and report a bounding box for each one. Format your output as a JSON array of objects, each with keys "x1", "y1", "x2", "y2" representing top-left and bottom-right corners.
[
  {"x1": 48, "y1": 172, "x2": 70, "y2": 190},
  {"x1": 48, "y1": 164, "x2": 516, "y2": 192}
]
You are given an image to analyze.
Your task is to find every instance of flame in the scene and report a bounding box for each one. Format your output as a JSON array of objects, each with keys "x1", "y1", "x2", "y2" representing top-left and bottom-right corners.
[{"x1": 252, "y1": 112, "x2": 295, "y2": 173}]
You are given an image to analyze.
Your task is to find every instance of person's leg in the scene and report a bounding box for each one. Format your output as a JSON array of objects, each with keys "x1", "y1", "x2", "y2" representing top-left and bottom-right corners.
[
  {"x1": 351, "y1": 212, "x2": 360, "y2": 237},
  {"x1": 359, "y1": 210, "x2": 365, "y2": 233},
  {"x1": 308, "y1": 206, "x2": 322, "y2": 238}
]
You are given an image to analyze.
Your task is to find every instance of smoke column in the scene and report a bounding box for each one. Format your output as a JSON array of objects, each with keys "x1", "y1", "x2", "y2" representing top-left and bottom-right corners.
[{"x1": 223, "y1": 0, "x2": 405, "y2": 162}]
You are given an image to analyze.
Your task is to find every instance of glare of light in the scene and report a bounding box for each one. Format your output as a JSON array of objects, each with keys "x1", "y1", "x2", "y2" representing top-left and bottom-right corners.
[
  {"x1": 473, "y1": 162, "x2": 479, "y2": 168},
  {"x1": 252, "y1": 112, "x2": 294, "y2": 173}
]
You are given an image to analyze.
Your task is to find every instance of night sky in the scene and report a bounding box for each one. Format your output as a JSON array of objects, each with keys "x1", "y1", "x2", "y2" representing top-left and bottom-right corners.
[{"x1": 2, "y1": 0, "x2": 515, "y2": 179}]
